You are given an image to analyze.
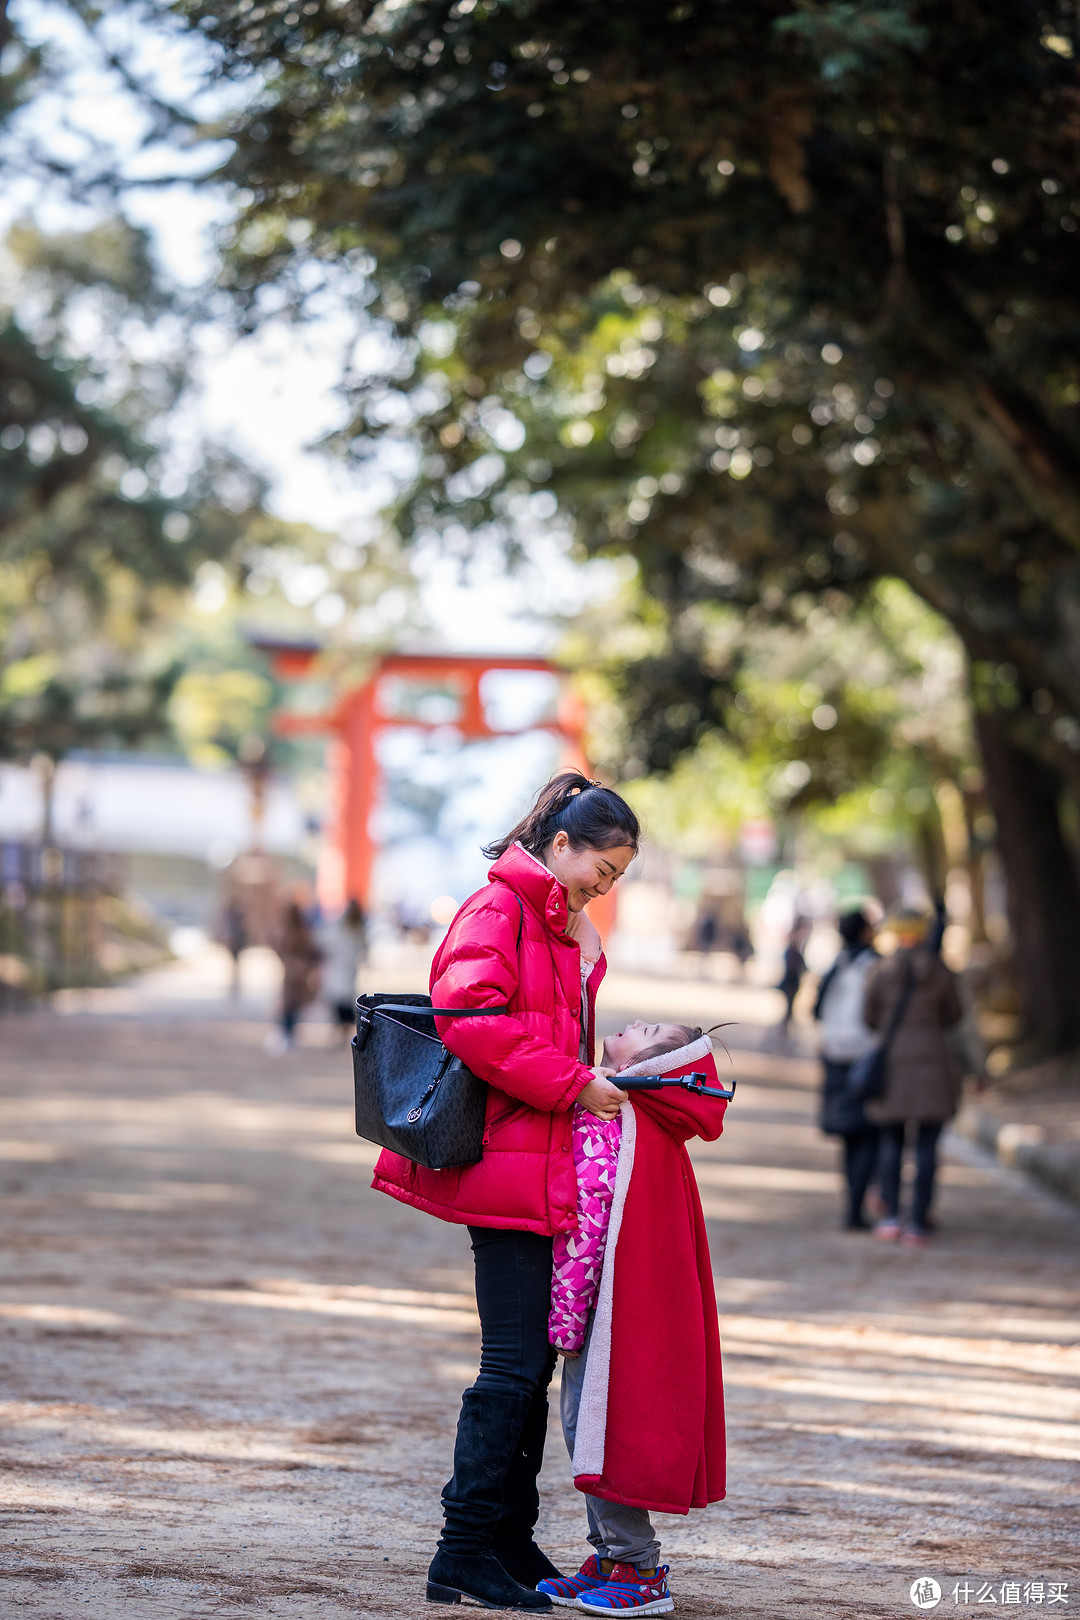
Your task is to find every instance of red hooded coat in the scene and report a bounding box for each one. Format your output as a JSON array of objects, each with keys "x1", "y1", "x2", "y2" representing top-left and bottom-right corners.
[
  {"x1": 371, "y1": 843, "x2": 602, "y2": 1236},
  {"x1": 570, "y1": 1039, "x2": 728, "y2": 1515}
]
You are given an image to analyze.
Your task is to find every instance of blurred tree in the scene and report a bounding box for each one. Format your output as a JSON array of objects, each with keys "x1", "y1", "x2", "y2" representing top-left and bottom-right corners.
[
  {"x1": 0, "y1": 212, "x2": 265, "y2": 788},
  {"x1": 169, "y1": 667, "x2": 274, "y2": 771},
  {"x1": 165, "y1": 512, "x2": 420, "y2": 772},
  {"x1": 160, "y1": 0, "x2": 1080, "y2": 1052},
  {"x1": 0, "y1": 0, "x2": 268, "y2": 788},
  {"x1": 573, "y1": 571, "x2": 976, "y2": 901}
]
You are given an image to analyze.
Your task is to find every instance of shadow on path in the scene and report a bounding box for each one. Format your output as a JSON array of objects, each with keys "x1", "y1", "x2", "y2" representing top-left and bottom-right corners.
[{"x1": 0, "y1": 952, "x2": 1076, "y2": 1617}]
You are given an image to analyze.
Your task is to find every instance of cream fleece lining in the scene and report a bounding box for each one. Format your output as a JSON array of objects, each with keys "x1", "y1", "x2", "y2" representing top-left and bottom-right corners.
[
  {"x1": 571, "y1": 1100, "x2": 635, "y2": 1478},
  {"x1": 570, "y1": 1034, "x2": 713, "y2": 1477}
]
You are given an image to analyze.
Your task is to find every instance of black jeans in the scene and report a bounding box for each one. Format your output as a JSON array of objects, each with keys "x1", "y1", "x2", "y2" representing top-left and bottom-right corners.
[
  {"x1": 878, "y1": 1121, "x2": 944, "y2": 1233},
  {"x1": 438, "y1": 1226, "x2": 557, "y2": 1556},
  {"x1": 842, "y1": 1129, "x2": 880, "y2": 1225}
]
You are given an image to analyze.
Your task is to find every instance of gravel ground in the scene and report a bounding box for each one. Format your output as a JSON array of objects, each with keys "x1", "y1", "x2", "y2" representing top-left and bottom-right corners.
[{"x1": 0, "y1": 947, "x2": 1077, "y2": 1620}]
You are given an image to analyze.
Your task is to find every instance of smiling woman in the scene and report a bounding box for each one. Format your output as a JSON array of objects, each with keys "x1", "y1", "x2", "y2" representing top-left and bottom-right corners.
[
  {"x1": 370, "y1": 769, "x2": 639, "y2": 1610},
  {"x1": 480, "y1": 772, "x2": 638, "y2": 912}
]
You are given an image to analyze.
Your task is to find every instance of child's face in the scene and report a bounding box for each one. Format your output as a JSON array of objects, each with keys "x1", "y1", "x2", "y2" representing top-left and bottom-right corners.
[{"x1": 601, "y1": 1020, "x2": 687, "y2": 1071}]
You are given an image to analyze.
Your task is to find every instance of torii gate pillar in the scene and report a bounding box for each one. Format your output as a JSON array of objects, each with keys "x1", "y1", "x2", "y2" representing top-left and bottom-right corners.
[{"x1": 265, "y1": 648, "x2": 613, "y2": 933}]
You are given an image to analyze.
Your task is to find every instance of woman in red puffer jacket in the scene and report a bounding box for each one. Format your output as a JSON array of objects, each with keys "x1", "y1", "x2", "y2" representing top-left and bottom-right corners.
[{"x1": 372, "y1": 772, "x2": 639, "y2": 1612}]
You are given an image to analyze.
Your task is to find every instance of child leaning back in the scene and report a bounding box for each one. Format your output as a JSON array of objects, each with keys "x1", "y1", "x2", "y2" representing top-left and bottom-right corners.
[{"x1": 539, "y1": 1009, "x2": 729, "y2": 1615}]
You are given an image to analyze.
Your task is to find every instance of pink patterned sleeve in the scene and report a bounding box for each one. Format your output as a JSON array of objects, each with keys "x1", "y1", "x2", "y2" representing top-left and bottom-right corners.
[{"x1": 548, "y1": 1108, "x2": 621, "y2": 1354}]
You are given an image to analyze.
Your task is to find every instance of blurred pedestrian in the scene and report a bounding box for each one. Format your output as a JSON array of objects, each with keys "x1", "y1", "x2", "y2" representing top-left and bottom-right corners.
[
  {"x1": 778, "y1": 921, "x2": 809, "y2": 1032},
  {"x1": 813, "y1": 910, "x2": 881, "y2": 1230},
  {"x1": 218, "y1": 895, "x2": 247, "y2": 997},
  {"x1": 268, "y1": 900, "x2": 322, "y2": 1053},
  {"x1": 321, "y1": 898, "x2": 368, "y2": 1043},
  {"x1": 863, "y1": 908, "x2": 963, "y2": 1248},
  {"x1": 729, "y1": 920, "x2": 754, "y2": 980},
  {"x1": 694, "y1": 908, "x2": 719, "y2": 974}
]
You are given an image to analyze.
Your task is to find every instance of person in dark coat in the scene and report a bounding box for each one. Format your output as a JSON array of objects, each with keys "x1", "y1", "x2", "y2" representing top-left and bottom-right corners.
[
  {"x1": 219, "y1": 896, "x2": 247, "y2": 997},
  {"x1": 777, "y1": 921, "x2": 809, "y2": 1032},
  {"x1": 694, "y1": 908, "x2": 719, "y2": 973},
  {"x1": 814, "y1": 909, "x2": 880, "y2": 1229},
  {"x1": 863, "y1": 909, "x2": 963, "y2": 1248}
]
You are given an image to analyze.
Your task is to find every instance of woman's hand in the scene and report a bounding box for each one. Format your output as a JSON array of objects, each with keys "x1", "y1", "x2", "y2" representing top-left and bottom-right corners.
[{"x1": 577, "y1": 1068, "x2": 629, "y2": 1120}]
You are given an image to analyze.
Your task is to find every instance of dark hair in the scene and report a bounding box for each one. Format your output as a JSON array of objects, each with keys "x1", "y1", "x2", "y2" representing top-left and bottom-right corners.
[
  {"x1": 838, "y1": 908, "x2": 872, "y2": 947},
  {"x1": 628, "y1": 1019, "x2": 734, "y2": 1071},
  {"x1": 483, "y1": 770, "x2": 639, "y2": 862},
  {"x1": 630, "y1": 1023, "x2": 700, "y2": 1069}
]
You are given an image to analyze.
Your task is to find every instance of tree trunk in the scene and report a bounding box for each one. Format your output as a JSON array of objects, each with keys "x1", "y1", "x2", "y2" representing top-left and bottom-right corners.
[
  {"x1": 913, "y1": 803, "x2": 949, "y2": 903},
  {"x1": 35, "y1": 753, "x2": 56, "y2": 846},
  {"x1": 973, "y1": 705, "x2": 1080, "y2": 1055},
  {"x1": 960, "y1": 787, "x2": 989, "y2": 944}
]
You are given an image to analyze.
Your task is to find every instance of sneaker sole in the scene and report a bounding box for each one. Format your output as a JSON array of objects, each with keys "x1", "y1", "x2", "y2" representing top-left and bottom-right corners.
[
  {"x1": 543, "y1": 1596, "x2": 589, "y2": 1609},
  {"x1": 576, "y1": 1599, "x2": 674, "y2": 1615}
]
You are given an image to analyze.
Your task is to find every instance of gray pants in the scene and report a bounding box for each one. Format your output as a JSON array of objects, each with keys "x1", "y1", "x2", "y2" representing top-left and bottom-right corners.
[{"x1": 559, "y1": 1313, "x2": 661, "y2": 1570}]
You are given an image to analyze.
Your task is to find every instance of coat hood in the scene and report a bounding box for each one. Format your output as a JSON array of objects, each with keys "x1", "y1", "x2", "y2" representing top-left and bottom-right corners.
[
  {"x1": 619, "y1": 1042, "x2": 729, "y2": 1147},
  {"x1": 618, "y1": 1035, "x2": 716, "y2": 1081}
]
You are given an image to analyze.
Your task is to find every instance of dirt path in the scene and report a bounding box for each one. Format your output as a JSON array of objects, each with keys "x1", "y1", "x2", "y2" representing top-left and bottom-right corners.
[{"x1": 0, "y1": 950, "x2": 1077, "y2": 1619}]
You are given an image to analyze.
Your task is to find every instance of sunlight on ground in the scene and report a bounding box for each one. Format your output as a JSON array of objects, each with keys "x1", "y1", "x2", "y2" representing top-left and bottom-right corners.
[{"x1": 0, "y1": 954, "x2": 1076, "y2": 1616}]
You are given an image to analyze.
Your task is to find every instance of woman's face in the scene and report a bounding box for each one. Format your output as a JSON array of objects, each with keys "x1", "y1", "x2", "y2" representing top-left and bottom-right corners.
[{"x1": 543, "y1": 831, "x2": 636, "y2": 913}]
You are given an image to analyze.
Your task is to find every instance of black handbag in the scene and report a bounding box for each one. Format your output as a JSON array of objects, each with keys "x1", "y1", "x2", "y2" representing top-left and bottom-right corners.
[
  {"x1": 848, "y1": 957, "x2": 916, "y2": 1104},
  {"x1": 350, "y1": 898, "x2": 523, "y2": 1171},
  {"x1": 351, "y1": 995, "x2": 504, "y2": 1169}
]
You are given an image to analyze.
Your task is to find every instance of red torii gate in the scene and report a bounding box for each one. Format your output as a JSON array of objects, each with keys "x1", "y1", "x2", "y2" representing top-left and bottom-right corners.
[{"x1": 258, "y1": 645, "x2": 615, "y2": 931}]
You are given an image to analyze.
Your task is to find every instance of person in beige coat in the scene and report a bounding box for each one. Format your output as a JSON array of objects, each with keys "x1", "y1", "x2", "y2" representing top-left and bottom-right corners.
[
  {"x1": 267, "y1": 900, "x2": 322, "y2": 1053},
  {"x1": 863, "y1": 910, "x2": 963, "y2": 1248}
]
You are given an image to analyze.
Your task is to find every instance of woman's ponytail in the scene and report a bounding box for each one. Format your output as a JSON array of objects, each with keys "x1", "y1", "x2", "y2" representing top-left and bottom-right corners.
[{"x1": 483, "y1": 770, "x2": 640, "y2": 862}]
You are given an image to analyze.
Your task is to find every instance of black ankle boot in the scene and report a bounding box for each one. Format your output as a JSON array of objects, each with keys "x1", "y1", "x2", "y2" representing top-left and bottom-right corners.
[
  {"x1": 427, "y1": 1548, "x2": 553, "y2": 1609},
  {"x1": 492, "y1": 1541, "x2": 563, "y2": 1586}
]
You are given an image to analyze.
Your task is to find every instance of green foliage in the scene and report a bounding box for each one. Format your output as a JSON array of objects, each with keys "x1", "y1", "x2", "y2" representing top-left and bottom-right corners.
[
  {"x1": 0, "y1": 652, "x2": 182, "y2": 762},
  {"x1": 572, "y1": 566, "x2": 969, "y2": 872},
  {"x1": 621, "y1": 735, "x2": 770, "y2": 858},
  {"x1": 774, "y1": 3, "x2": 929, "y2": 83},
  {"x1": 157, "y1": 511, "x2": 419, "y2": 771},
  {"x1": 170, "y1": 666, "x2": 274, "y2": 769},
  {"x1": 0, "y1": 210, "x2": 263, "y2": 765},
  {"x1": 157, "y1": 0, "x2": 1080, "y2": 807},
  {"x1": 0, "y1": 0, "x2": 279, "y2": 769}
]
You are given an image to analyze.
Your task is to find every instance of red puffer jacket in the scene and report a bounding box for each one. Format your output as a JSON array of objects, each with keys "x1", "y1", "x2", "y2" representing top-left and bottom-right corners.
[{"x1": 371, "y1": 843, "x2": 604, "y2": 1236}]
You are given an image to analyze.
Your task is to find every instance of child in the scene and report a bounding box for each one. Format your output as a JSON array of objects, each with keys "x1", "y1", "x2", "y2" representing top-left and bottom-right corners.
[
  {"x1": 548, "y1": 1021, "x2": 700, "y2": 1361},
  {"x1": 540, "y1": 1021, "x2": 729, "y2": 1615}
]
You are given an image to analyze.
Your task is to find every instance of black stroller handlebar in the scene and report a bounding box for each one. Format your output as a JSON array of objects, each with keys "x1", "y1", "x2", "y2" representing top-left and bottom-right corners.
[{"x1": 616, "y1": 1072, "x2": 736, "y2": 1102}]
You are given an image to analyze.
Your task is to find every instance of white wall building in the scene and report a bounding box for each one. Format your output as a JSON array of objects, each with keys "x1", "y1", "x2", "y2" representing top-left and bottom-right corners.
[{"x1": 0, "y1": 756, "x2": 309, "y2": 864}]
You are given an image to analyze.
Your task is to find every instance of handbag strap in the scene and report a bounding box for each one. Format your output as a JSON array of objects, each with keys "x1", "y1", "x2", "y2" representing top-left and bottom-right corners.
[
  {"x1": 374, "y1": 1004, "x2": 512, "y2": 1017},
  {"x1": 371, "y1": 893, "x2": 527, "y2": 1022},
  {"x1": 880, "y1": 955, "x2": 917, "y2": 1054}
]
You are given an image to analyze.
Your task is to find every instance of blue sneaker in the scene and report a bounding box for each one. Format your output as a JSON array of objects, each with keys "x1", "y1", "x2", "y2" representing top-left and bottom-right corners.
[
  {"x1": 575, "y1": 1562, "x2": 674, "y2": 1614},
  {"x1": 538, "y1": 1554, "x2": 609, "y2": 1608}
]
